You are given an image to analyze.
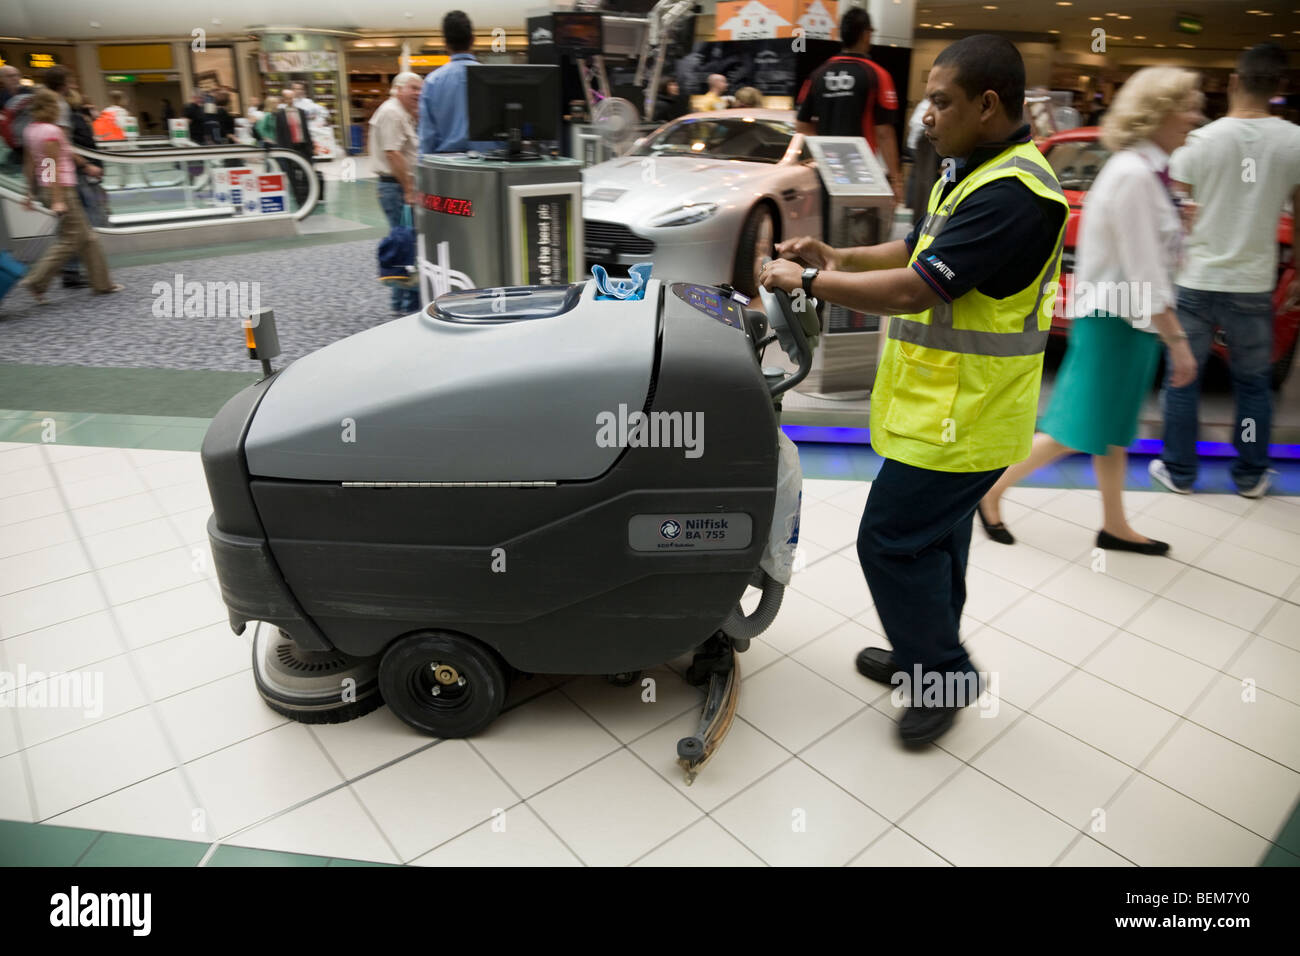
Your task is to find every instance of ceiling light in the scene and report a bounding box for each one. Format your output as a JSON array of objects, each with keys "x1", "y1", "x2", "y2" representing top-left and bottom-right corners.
[
  {"x1": 1089, "y1": 16, "x2": 1102, "y2": 20},
  {"x1": 983, "y1": 4, "x2": 998, "y2": 8},
  {"x1": 1117, "y1": 14, "x2": 1131, "y2": 19},
  {"x1": 1271, "y1": 33, "x2": 1284, "y2": 37},
  {"x1": 1056, "y1": 2, "x2": 1072, "y2": 5},
  {"x1": 1177, "y1": 42, "x2": 1194, "y2": 48},
  {"x1": 1049, "y1": 29, "x2": 1060, "y2": 34},
  {"x1": 1155, "y1": 42, "x2": 1165, "y2": 48},
  {"x1": 1134, "y1": 35, "x2": 1146, "y2": 40}
]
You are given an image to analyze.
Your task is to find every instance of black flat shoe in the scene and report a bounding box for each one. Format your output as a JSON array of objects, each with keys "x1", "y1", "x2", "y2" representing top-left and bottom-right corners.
[
  {"x1": 977, "y1": 502, "x2": 1015, "y2": 545},
  {"x1": 1096, "y1": 530, "x2": 1170, "y2": 556},
  {"x1": 855, "y1": 646, "x2": 897, "y2": 685},
  {"x1": 899, "y1": 705, "x2": 959, "y2": 745}
]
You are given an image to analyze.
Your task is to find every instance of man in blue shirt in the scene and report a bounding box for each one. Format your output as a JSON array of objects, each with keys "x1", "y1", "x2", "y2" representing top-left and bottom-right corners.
[{"x1": 419, "y1": 11, "x2": 479, "y2": 154}]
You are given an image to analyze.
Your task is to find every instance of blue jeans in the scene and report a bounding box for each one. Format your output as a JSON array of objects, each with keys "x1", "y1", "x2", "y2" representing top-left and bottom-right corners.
[
  {"x1": 1161, "y1": 286, "x2": 1273, "y2": 491},
  {"x1": 856, "y1": 458, "x2": 1005, "y2": 705},
  {"x1": 377, "y1": 180, "x2": 419, "y2": 314}
]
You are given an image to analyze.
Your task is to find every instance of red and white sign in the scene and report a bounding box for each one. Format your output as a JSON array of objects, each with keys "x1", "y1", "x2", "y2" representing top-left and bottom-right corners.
[
  {"x1": 213, "y1": 167, "x2": 253, "y2": 205},
  {"x1": 257, "y1": 173, "x2": 287, "y2": 214}
]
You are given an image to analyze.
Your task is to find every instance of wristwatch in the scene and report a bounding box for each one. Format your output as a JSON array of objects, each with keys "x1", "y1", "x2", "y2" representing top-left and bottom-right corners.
[{"x1": 802, "y1": 266, "x2": 819, "y2": 298}]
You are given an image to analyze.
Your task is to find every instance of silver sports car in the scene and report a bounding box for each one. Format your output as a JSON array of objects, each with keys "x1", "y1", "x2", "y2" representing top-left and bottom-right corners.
[{"x1": 582, "y1": 109, "x2": 823, "y2": 296}]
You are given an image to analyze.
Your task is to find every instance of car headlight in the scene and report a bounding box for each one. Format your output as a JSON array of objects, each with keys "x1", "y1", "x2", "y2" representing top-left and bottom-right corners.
[{"x1": 648, "y1": 203, "x2": 719, "y2": 227}]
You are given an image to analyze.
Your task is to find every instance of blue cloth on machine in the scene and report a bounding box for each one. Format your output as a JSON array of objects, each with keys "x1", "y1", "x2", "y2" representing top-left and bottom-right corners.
[{"x1": 592, "y1": 262, "x2": 652, "y2": 301}]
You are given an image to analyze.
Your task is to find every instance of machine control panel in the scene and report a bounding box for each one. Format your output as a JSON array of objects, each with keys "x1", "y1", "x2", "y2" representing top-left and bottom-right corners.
[{"x1": 671, "y1": 283, "x2": 745, "y2": 331}]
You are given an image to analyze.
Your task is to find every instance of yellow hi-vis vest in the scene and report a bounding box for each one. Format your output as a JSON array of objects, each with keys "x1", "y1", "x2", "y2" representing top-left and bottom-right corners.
[{"x1": 869, "y1": 140, "x2": 1069, "y2": 472}]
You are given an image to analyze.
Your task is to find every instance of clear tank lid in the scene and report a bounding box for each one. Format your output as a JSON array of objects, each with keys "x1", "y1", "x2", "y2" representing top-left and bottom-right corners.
[{"x1": 431, "y1": 285, "x2": 583, "y2": 324}]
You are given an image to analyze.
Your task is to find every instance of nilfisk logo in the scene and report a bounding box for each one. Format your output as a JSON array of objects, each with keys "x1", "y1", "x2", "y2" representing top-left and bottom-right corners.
[
  {"x1": 50, "y1": 886, "x2": 151, "y2": 936},
  {"x1": 660, "y1": 520, "x2": 681, "y2": 539},
  {"x1": 595, "y1": 404, "x2": 704, "y2": 459}
]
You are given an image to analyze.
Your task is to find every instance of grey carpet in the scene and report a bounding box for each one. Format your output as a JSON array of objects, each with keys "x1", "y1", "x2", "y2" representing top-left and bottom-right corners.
[{"x1": 0, "y1": 238, "x2": 408, "y2": 371}]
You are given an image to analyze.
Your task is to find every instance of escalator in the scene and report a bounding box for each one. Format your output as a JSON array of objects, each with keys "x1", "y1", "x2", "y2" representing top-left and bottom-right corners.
[{"x1": 0, "y1": 138, "x2": 322, "y2": 253}]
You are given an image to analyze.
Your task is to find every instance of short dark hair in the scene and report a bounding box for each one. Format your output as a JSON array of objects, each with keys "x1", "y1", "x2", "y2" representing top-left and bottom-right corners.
[
  {"x1": 1237, "y1": 43, "x2": 1287, "y2": 97},
  {"x1": 933, "y1": 34, "x2": 1025, "y2": 121},
  {"x1": 841, "y1": 8, "x2": 873, "y2": 49},
  {"x1": 43, "y1": 66, "x2": 68, "y2": 93},
  {"x1": 443, "y1": 11, "x2": 474, "y2": 52}
]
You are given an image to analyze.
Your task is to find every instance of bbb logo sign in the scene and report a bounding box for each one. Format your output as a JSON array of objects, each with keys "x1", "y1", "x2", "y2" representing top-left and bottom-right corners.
[
  {"x1": 825, "y1": 71, "x2": 855, "y2": 92},
  {"x1": 660, "y1": 520, "x2": 681, "y2": 539}
]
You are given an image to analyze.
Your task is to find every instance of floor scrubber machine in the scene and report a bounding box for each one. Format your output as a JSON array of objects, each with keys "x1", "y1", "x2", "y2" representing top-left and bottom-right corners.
[{"x1": 201, "y1": 277, "x2": 817, "y2": 782}]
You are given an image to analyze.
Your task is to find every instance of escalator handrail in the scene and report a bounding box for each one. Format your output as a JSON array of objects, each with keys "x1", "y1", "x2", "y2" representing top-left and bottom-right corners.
[{"x1": 0, "y1": 143, "x2": 321, "y2": 231}]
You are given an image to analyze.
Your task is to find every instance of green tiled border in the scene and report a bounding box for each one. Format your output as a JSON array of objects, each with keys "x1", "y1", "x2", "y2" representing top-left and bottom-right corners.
[
  {"x1": 0, "y1": 821, "x2": 396, "y2": 867},
  {"x1": 0, "y1": 411, "x2": 209, "y2": 451},
  {"x1": 0, "y1": 812, "x2": 1293, "y2": 866}
]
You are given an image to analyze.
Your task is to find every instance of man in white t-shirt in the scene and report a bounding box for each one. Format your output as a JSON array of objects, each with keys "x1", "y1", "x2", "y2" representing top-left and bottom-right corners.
[{"x1": 1152, "y1": 43, "x2": 1300, "y2": 499}]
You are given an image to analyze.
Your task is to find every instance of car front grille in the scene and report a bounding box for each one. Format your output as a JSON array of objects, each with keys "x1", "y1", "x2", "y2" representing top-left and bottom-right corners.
[{"x1": 584, "y1": 220, "x2": 656, "y2": 257}]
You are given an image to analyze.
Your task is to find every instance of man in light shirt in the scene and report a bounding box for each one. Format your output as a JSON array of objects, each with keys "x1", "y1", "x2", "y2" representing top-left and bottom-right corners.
[
  {"x1": 1153, "y1": 43, "x2": 1300, "y2": 499},
  {"x1": 371, "y1": 72, "x2": 422, "y2": 314}
]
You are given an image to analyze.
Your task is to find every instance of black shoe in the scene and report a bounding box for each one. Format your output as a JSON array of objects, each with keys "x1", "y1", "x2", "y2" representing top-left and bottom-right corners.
[
  {"x1": 977, "y1": 502, "x2": 1015, "y2": 545},
  {"x1": 61, "y1": 274, "x2": 87, "y2": 289},
  {"x1": 855, "y1": 646, "x2": 897, "y2": 685},
  {"x1": 1096, "y1": 529, "x2": 1170, "y2": 556},
  {"x1": 899, "y1": 705, "x2": 959, "y2": 745}
]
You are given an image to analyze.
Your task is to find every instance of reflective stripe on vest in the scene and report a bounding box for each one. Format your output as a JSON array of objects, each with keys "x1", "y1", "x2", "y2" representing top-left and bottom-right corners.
[{"x1": 918, "y1": 155, "x2": 1066, "y2": 243}]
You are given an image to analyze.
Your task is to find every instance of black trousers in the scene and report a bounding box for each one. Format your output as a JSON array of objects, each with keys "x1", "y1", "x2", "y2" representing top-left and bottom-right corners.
[{"x1": 856, "y1": 457, "x2": 1005, "y2": 703}]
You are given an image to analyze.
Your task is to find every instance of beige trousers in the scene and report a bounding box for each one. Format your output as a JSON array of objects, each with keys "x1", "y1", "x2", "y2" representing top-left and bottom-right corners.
[{"x1": 24, "y1": 185, "x2": 113, "y2": 294}]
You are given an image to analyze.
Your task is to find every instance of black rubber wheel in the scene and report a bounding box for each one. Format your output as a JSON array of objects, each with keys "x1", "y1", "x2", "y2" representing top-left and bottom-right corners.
[
  {"x1": 252, "y1": 624, "x2": 384, "y2": 725},
  {"x1": 731, "y1": 203, "x2": 776, "y2": 298},
  {"x1": 677, "y1": 736, "x2": 705, "y2": 761},
  {"x1": 606, "y1": 670, "x2": 641, "y2": 687},
  {"x1": 378, "y1": 631, "x2": 509, "y2": 738},
  {"x1": 1271, "y1": 336, "x2": 1298, "y2": 391}
]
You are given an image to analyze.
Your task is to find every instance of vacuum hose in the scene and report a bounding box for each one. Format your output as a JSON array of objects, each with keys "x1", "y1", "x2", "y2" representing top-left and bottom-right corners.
[{"x1": 720, "y1": 570, "x2": 785, "y2": 643}]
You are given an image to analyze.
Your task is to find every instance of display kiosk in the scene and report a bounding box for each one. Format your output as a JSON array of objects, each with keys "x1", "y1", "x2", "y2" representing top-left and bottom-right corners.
[
  {"x1": 801, "y1": 136, "x2": 896, "y2": 400},
  {"x1": 416, "y1": 155, "x2": 585, "y2": 302}
]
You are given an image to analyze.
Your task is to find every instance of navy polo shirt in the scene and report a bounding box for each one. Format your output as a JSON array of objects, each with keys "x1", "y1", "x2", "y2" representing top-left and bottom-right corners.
[{"x1": 906, "y1": 125, "x2": 1066, "y2": 302}]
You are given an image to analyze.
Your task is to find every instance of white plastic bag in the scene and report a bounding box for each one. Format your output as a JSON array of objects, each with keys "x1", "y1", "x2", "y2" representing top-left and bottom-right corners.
[{"x1": 761, "y1": 430, "x2": 803, "y2": 586}]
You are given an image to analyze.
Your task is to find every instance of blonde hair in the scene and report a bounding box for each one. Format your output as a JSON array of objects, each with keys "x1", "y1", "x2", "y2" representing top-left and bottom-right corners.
[
  {"x1": 1100, "y1": 67, "x2": 1202, "y2": 152},
  {"x1": 262, "y1": 95, "x2": 280, "y2": 113},
  {"x1": 28, "y1": 88, "x2": 61, "y2": 122},
  {"x1": 734, "y1": 86, "x2": 763, "y2": 107}
]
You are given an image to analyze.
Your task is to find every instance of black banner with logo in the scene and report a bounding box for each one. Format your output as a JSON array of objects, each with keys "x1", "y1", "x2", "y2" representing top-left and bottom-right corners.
[{"x1": 521, "y1": 194, "x2": 573, "y2": 285}]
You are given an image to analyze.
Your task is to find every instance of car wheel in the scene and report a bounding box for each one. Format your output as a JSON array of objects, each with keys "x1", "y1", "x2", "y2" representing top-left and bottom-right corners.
[{"x1": 732, "y1": 203, "x2": 775, "y2": 298}]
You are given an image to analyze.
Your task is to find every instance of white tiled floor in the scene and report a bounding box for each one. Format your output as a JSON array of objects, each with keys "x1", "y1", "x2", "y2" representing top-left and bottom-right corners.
[{"x1": 1, "y1": 440, "x2": 1298, "y2": 866}]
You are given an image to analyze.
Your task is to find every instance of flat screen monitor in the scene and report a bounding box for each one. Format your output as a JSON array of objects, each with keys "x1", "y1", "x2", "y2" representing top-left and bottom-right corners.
[{"x1": 466, "y1": 65, "x2": 561, "y2": 158}]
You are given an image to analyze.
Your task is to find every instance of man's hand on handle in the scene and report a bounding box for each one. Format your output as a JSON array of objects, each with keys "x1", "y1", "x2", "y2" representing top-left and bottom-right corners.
[{"x1": 774, "y1": 236, "x2": 838, "y2": 271}]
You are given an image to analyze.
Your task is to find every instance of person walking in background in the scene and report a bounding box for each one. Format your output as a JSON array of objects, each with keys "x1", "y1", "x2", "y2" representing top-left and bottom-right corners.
[
  {"x1": 796, "y1": 7, "x2": 903, "y2": 204},
  {"x1": 371, "y1": 72, "x2": 422, "y2": 315},
  {"x1": 274, "y1": 91, "x2": 317, "y2": 208},
  {"x1": 653, "y1": 78, "x2": 689, "y2": 123},
  {"x1": 1151, "y1": 43, "x2": 1300, "y2": 500},
  {"x1": 978, "y1": 68, "x2": 1204, "y2": 554},
  {"x1": 254, "y1": 95, "x2": 279, "y2": 145},
  {"x1": 18, "y1": 90, "x2": 121, "y2": 303},
  {"x1": 419, "y1": 11, "x2": 480, "y2": 154},
  {"x1": 698, "y1": 74, "x2": 732, "y2": 111},
  {"x1": 733, "y1": 86, "x2": 763, "y2": 108},
  {"x1": 182, "y1": 91, "x2": 210, "y2": 144},
  {"x1": 0, "y1": 65, "x2": 22, "y2": 110},
  {"x1": 101, "y1": 90, "x2": 131, "y2": 133}
]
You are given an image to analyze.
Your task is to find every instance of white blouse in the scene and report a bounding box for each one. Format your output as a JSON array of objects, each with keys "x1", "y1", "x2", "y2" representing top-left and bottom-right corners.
[{"x1": 1071, "y1": 139, "x2": 1183, "y2": 331}]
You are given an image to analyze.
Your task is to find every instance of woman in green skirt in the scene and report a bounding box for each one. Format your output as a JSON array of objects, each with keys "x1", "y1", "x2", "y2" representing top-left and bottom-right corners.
[{"x1": 978, "y1": 68, "x2": 1203, "y2": 555}]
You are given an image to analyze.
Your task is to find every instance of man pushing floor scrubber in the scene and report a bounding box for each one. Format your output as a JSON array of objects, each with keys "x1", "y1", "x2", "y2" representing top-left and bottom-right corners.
[{"x1": 760, "y1": 34, "x2": 1068, "y2": 745}]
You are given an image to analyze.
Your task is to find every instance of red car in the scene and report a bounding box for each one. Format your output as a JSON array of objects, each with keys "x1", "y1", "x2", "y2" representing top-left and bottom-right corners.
[{"x1": 1039, "y1": 126, "x2": 1300, "y2": 389}]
